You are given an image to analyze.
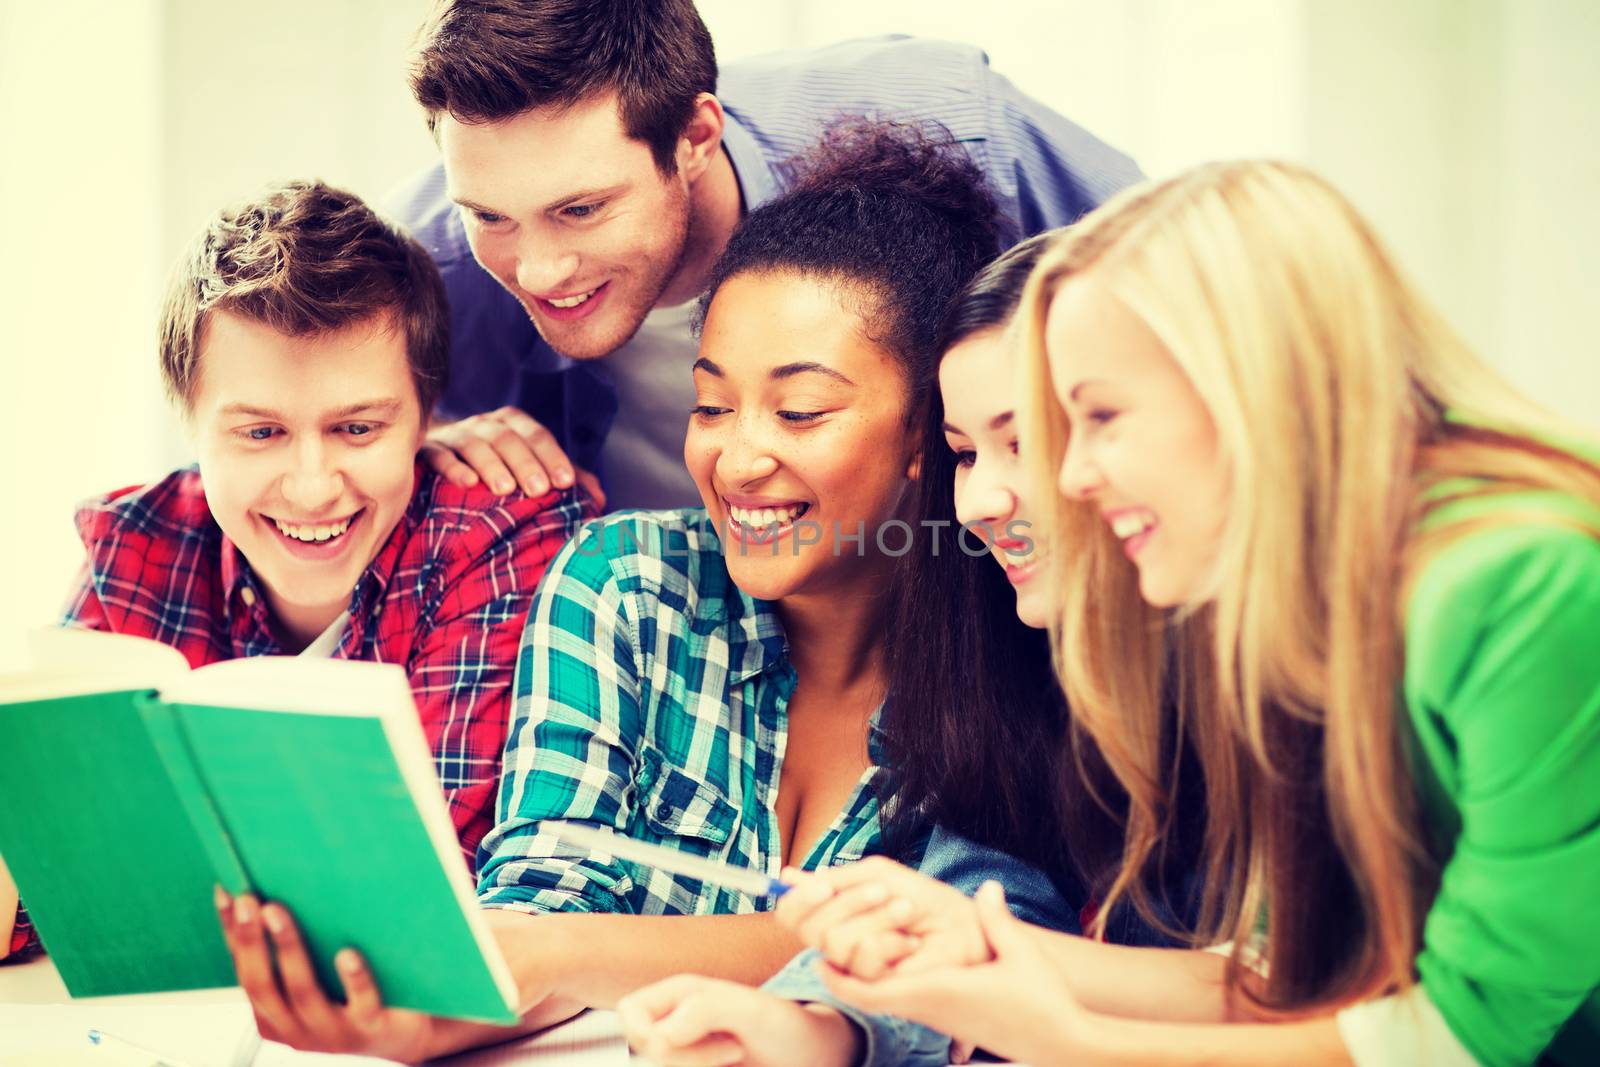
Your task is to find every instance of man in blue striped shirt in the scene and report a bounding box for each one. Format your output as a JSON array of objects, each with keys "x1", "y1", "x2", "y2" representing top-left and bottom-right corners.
[{"x1": 389, "y1": 0, "x2": 1141, "y2": 511}]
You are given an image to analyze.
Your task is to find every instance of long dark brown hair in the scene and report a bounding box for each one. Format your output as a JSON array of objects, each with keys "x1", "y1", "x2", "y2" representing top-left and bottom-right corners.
[{"x1": 878, "y1": 234, "x2": 1200, "y2": 925}]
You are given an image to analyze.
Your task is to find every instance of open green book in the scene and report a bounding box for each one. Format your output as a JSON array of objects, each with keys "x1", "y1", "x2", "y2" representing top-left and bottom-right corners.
[{"x1": 0, "y1": 628, "x2": 519, "y2": 1024}]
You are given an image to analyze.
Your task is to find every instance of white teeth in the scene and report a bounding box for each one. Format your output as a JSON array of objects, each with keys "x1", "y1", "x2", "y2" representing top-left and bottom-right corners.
[
  {"x1": 728, "y1": 503, "x2": 807, "y2": 528},
  {"x1": 1110, "y1": 512, "x2": 1155, "y2": 539},
  {"x1": 547, "y1": 289, "x2": 596, "y2": 308},
  {"x1": 274, "y1": 516, "x2": 352, "y2": 543}
]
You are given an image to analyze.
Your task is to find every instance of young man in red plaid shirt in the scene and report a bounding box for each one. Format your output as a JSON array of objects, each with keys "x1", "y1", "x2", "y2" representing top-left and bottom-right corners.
[{"x1": 1, "y1": 180, "x2": 593, "y2": 961}]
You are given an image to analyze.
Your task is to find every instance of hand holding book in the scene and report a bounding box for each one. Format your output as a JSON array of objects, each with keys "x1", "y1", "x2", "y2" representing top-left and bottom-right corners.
[
  {"x1": 214, "y1": 887, "x2": 439, "y2": 1062},
  {"x1": 0, "y1": 628, "x2": 517, "y2": 1022}
]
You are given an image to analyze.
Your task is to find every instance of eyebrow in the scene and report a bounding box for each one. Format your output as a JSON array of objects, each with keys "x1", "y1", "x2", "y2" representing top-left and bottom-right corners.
[
  {"x1": 452, "y1": 183, "x2": 628, "y2": 217},
  {"x1": 942, "y1": 410, "x2": 1015, "y2": 436},
  {"x1": 694, "y1": 358, "x2": 857, "y2": 386},
  {"x1": 219, "y1": 398, "x2": 404, "y2": 421},
  {"x1": 770, "y1": 362, "x2": 855, "y2": 386},
  {"x1": 1067, "y1": 380, "x2": 1106, "y2": 402}
]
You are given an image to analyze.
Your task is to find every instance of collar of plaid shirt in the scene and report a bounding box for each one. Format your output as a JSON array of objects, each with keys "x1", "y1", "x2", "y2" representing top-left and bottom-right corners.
[
  {"x1": 74, "y1": 462, "x2": 437, "y2": 661},
  {"x1": 478, "y1": 510, "x2": 897, "y2": 923}
]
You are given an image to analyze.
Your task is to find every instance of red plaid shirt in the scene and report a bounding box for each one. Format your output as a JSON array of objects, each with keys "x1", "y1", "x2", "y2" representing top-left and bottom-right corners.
[{"x1": 5, "y1": 463, "x2": 590, "y2": 961}]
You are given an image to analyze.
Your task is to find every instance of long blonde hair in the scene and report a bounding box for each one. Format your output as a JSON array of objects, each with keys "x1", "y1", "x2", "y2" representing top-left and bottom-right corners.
[{"x1": 1016, "y1": 160, "x2": 1600, "y2": 1008}]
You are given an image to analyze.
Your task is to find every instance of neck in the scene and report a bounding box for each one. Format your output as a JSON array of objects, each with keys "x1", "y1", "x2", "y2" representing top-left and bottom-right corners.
[
  {"x1": 776, "y1": 554, "x2": 896, "y2": 695},
  {"x1": 657, "y1": 144, "x2": 744, "y2": 308},
  {"x1": 263, "y1": 593, "x2": 343, "y2": 654}
]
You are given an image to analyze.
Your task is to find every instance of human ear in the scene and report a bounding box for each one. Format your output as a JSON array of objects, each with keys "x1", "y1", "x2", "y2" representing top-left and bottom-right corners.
[
  {"x1": 678, "y1": 93, "x2": 725, "y2": 183},
  {"x1": 906, "y1": 450, "x2": 923, "y2": 481}
]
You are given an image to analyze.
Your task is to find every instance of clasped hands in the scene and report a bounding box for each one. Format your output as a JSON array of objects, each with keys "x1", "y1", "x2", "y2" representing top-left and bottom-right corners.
[{"x1": 619, "y1": 856, "x2": 1096, "y2": 1067}]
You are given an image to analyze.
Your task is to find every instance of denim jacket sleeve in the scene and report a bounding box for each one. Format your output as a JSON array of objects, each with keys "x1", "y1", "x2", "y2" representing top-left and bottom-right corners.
[{"x1": 761, "y1": 826, "x2": 1082, "y2": 1067}]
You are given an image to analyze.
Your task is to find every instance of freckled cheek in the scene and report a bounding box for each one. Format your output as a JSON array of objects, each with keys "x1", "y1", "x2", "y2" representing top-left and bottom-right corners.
[
  {"x1": 811, "y1": 422, "x2": 908, "y2": 520},
  {"x1": 682, "y1": 424, "x2": 715, "y2": 471},
  {"x1": 681, "y1": 427, "x2": 727, "y2": 512}
]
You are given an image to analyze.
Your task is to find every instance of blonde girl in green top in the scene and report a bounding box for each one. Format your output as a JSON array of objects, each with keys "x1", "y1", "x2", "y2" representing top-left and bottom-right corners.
[{"x1": 758, "y1": 160, "x2": 1600, "y2": 1067}]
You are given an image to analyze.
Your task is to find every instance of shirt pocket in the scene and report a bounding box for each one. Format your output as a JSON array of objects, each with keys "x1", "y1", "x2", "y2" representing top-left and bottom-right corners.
[{"x1": 631, "y1": 745, "x2": 739, "y2": 855}]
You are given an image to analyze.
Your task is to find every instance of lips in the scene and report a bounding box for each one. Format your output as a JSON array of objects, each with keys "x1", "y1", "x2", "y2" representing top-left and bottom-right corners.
[
  {"x1": 720, "y1": 496, "x2": 812, "y2": 547},
  {"x1": 263, "y1": 509, "x2": 365, "y2": 561},
  {"x1": 531, "y1": 280, "x2": 611, "y2": 323},
  {"x1": 1105, "y1": 508, "x2": 1158, "y2": 561},
  {"x1": 985, "y1": 537, "x2": 1042, "y2": 586}
]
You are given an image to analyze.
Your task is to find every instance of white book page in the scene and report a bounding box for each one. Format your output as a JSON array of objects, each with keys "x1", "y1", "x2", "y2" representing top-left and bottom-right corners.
[
  {"x1": 438, "y1": 1009, "x2": 633, "y2": 1065},
  {"x1": 160, "y1": 655, "x2": 407, "y2": 716},
  {"x1": 0, "y1": 627, "x2": 190, "y2": 703}
]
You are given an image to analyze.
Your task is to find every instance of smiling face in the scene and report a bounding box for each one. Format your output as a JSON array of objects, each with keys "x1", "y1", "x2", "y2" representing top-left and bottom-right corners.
[
  {"x1": 1045, "y1": 274, "x2": 1228, "y2": 608},
  {"x1": 440, "y1": 92, "x2": 696, "y2": 361},
  {"x1": 684, "y1": 271, "x2": 920, "y2": 601},
  {"x1": 188, "y1": 310, "x2": 427, "y2": 646},
  {"x1": 939, "y1": 327, "x2": 1051, "y2": 628}
]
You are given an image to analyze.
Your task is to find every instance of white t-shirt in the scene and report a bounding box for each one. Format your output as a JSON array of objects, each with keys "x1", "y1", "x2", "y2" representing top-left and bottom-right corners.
[
  {"x1": 597, "y1": 301, "x2": 702, "y2": 511},
  {"x1": 298, "y1": 611, "x2": 350, "y2": 659},
  {"x1": 1336, "y1": 985, "x2": 1478, "y2": 1067}
]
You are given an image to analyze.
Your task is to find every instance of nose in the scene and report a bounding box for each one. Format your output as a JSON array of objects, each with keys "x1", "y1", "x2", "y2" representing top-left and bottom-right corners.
[
  {"x1": 954, "y1": 457, "x2": 1016, "y2": 534},
  {"x1": 1056, "y1": 431, "x2": 1103, "y2": 501},
  {"x1": 279, "y1": 438, "x2": 344, "y2": 514},
  {"x1": 713, "y1": 422, "x2": 780, "y2": 489},
  {"x1": 514, "y1": 232, "x2": 581, "y2": 296}
]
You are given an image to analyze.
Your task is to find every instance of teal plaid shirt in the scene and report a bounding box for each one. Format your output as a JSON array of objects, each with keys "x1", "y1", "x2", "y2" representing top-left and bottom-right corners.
[{"x1": 477, "y1": 509, "x2": 889, "y2": 916}]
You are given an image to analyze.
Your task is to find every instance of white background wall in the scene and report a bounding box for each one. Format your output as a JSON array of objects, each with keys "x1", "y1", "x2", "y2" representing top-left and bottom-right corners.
[{"x1": 2, "y1": 0, "x2": 1596, "y2": 657}]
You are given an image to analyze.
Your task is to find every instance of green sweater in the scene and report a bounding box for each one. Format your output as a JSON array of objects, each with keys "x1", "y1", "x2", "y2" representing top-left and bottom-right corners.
[{"x1": 1404, "y1": 483, "x2": 1600, "y2": 1067}]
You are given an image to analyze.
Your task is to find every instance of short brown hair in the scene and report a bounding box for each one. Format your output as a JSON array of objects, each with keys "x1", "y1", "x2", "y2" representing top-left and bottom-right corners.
[
  {"x1": 159, "y1": 180, "x2": 450, "y2": 413},
  {"x1": 408, "y1": 0, "x2": 717, "y2": 175}
]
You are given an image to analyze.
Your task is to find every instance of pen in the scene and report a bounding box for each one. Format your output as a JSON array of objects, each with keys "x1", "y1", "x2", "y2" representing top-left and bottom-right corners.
[
  {"x1": 555, "y1": 823, "x2": 793, "y2": 898},
  {"x1": 86, "y1": 1028, "x2": 195, "y2": 1067}
]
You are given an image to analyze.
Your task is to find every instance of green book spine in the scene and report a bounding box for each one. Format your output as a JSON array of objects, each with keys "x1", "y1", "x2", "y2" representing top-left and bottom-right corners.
[{"x1": 135, "y1": 693, "x2": 253, "y2": 895}]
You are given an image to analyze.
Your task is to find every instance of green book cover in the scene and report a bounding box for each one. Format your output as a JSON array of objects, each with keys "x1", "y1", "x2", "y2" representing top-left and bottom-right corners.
[
  {"x1": 0, "y1": 687, "x2": 236, "y2": 995},
  {"x1": 0, "y1": 630, "x2": 519, "y2": 1024}
]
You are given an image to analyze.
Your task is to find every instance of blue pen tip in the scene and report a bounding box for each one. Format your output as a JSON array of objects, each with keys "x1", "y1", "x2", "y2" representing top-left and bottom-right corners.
[{"x1": 88, "y1": 1030, "x2": 103, "y2": 1045}]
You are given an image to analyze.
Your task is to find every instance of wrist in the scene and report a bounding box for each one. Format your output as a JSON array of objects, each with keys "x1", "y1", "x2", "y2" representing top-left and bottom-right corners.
[
  {"x1": 1041, "y1": 1008, "x2": 1121, "y2": 1067},
  {"x1": 801, "y1": 1003, "x2": 867, "y2": 1067},
  {"x1": 484, "y1": 906, "x2": 565, "y2": 1006}
]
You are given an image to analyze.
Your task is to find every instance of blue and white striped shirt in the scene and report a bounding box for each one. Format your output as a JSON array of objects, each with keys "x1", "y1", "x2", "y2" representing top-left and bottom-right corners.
[{"x1": 386, "y1": 34, "x2": 1142, "y2": 505}]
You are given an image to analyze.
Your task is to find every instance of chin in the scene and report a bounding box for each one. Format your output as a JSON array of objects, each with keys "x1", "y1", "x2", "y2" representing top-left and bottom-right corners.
[
  {"x1": 1013, "y1": 599, "x2": 1050, "y2": 631},
  {"x1": 722, "y1": 555, "x2": 803, "y2": 602},
  {"x1": 1136, "y1": 573, "x2": 1183, "y2": 609}
]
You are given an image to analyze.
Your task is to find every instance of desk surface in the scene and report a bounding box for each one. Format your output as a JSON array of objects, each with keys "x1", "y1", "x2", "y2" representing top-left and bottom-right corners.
[
  {"x1": 0, "y1": 955, "x2": 240, "y2": 1005},
  {"x1": 0, "y1": 956, "x2": 635, "y2": 1065}
]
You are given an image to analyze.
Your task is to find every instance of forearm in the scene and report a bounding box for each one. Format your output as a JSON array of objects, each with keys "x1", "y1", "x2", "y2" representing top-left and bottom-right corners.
[
  {"x1": 415, "y1": 910, "x2": 802, "y2": 1058},
  {"x1": 1036, "y1": 929, "x2": 1234, "y2": 1022},
  {"x1": 497, "y1": 909, "x2": 803, "y2": 1009},
  {"x1": 417, "y1": 997, "x2": 587, "y2": 1060},
  {"x1": 1058, "y1": 1012, "x2": 1353, "y2": 1067}
]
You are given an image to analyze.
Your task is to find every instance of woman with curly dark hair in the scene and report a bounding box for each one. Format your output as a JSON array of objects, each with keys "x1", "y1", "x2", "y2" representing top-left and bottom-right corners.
[{"x1": 620, "y1": 227, "x2": 1203, "y2": 1067}]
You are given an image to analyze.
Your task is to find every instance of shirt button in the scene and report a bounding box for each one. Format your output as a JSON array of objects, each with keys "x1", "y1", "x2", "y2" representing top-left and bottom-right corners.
[
  {"x1": 655, "y1": 802, "x2": 673, "y2": 821},
  {"x1": 240, "y1": 588, "x2": 257, "y2": 608}
]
